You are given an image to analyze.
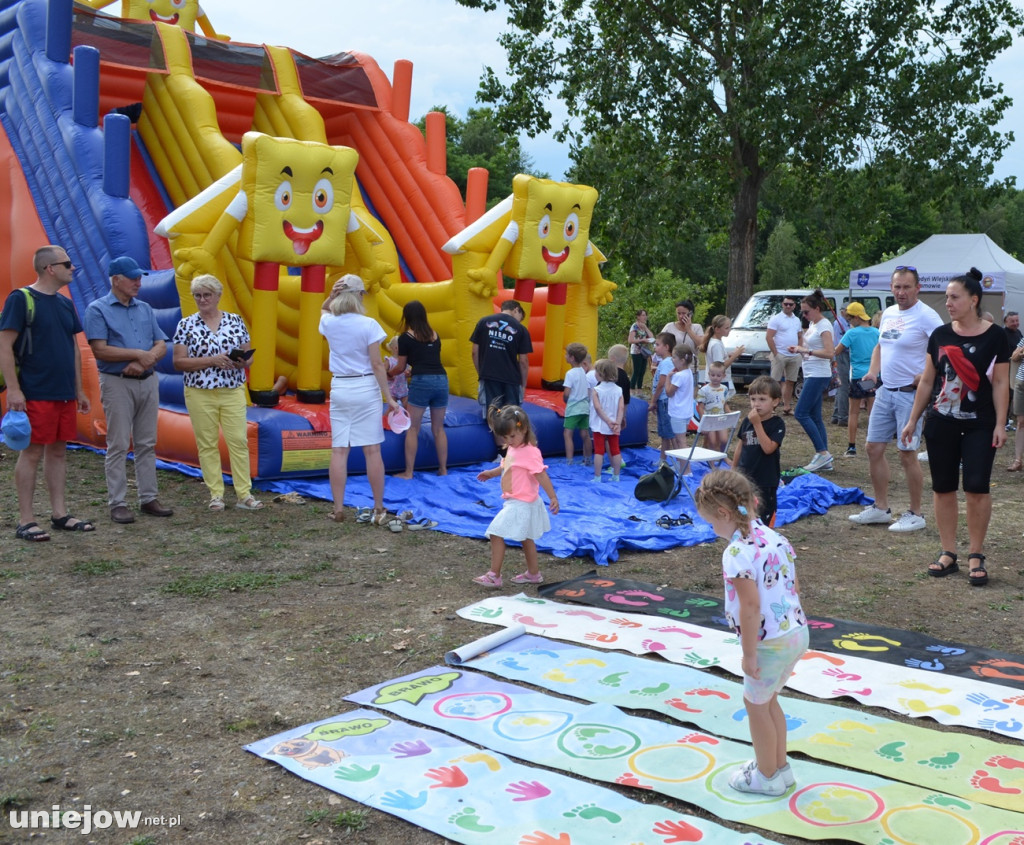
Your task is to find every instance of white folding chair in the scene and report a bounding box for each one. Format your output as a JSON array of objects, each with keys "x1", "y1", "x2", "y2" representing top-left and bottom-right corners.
[{"x1": 665, "y1": 410, "x2": 742, "y2": 501}]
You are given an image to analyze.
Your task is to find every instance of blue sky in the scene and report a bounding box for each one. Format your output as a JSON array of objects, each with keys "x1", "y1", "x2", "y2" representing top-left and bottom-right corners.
[{"x1": 209, "y1": 0, "x2": 1022, "y2": 185}]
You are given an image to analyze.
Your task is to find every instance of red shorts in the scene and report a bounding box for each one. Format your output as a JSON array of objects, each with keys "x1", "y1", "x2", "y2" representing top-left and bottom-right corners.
[
  {"x1": 26, "y1": 399, "x2": 77, "y2": 444},
  {"x1": 592, "y1": 432, "x2": 620, "y2": 456}
]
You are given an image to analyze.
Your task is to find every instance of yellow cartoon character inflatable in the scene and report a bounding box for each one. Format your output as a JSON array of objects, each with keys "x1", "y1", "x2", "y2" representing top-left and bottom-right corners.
[
  {"x1": 444, "y1": 174, "x2": 615, "y2": 386},
  {"x1": 169, "y1": 133, "x2": 391, "y2": 405},
  {"x1": 79, "y1": 0, "x2": 226, "y2": 38}
]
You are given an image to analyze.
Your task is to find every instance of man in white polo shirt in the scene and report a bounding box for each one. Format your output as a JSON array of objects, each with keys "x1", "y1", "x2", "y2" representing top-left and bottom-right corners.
[{"x1": 849, "y1": 267, "x2": 943, "y2": 532}]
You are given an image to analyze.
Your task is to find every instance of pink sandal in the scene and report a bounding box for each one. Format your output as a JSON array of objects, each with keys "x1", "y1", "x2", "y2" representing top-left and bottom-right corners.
[{"x1": 472, "y1": 571, "x2": 503, "y2": 588}]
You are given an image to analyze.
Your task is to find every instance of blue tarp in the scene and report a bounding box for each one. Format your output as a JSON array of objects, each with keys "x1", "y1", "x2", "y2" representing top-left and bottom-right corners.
[{"x1": 259, "y1": 447, "x2": 871, "y2": 565}]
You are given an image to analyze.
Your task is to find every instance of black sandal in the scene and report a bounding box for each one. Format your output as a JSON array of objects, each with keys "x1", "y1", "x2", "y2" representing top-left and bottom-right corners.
[
  {"x1": 968, "y1": 553, "x2": 989, "y2": 586},
  {"x1": 928, "y1": 551, "x2": 958, "y2": 577},
  {"x1": 51, "y1": 514, "x2": 96, "y2": 532},
  {"x1": 15, "y1": 522, "x2": 50, "y2": 542}
]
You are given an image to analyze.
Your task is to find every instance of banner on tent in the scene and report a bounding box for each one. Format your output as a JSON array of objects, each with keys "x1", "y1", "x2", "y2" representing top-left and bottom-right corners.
[{"x1": 853, "y1": 270, "x2": 1006, "y2": 294}]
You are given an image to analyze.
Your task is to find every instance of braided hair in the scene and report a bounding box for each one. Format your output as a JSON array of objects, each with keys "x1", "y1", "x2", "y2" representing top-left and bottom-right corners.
[{"x1": 693, "y1": 469, "x2": 760, "y2": 538}]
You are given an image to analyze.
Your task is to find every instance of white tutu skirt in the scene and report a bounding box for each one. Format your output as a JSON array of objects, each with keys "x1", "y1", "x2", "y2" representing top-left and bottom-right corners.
[{"x1": 484, "y1": 497, "x2": 550, "y2": 542}]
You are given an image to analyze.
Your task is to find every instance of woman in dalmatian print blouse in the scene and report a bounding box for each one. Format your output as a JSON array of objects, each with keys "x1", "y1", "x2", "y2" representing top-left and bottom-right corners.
[{"x1": 172, "y1": 274, "x2": 262, "y2": 512}]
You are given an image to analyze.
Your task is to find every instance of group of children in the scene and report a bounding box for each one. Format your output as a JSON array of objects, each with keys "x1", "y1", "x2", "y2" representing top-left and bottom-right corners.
[{"x1": 561, "y1": 342, "x2": 633, "y2": 482}]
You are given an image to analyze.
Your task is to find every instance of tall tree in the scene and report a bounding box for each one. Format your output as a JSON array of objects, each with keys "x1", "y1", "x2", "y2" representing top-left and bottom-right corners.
[{"x1": 456, "y1": 0, "x2": 1023, "y2": 313}]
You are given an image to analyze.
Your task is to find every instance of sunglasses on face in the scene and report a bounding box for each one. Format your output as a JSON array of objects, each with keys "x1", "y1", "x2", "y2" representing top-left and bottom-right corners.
[
  {"x1": 782, "y1": 302, "x2": 796, "y2": 307},
  {"x1": 48, "y1": 261, "x2": 73, "y2": 269}
]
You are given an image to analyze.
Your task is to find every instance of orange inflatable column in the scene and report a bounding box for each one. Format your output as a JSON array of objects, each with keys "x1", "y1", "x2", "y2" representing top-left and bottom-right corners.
[{"x1": 249, "y1": 261, "x2": 280, "y2": 406}]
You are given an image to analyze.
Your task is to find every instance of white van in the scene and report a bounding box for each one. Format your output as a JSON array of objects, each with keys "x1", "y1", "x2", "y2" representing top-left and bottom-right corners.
[{"x1": 724, "y1": 288, "x2": 894, "y2": 389}]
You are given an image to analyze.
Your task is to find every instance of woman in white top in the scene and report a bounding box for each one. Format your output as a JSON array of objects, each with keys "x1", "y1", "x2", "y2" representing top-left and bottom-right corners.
[
  {"x1": 318, "y1": 275, "x2": 400, "y2": 525},
  {"x1": 789, "y1": 290, "x2": 835, "y2": 472},
  {"x1": 701, "y1": 314, "x2": 744, "y2": 395}
]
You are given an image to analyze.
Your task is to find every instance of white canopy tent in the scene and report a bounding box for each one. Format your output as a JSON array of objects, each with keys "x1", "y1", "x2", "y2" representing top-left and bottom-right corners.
[{"x1": 849, "y1": 234, "x2": 1024, "y2": 316}]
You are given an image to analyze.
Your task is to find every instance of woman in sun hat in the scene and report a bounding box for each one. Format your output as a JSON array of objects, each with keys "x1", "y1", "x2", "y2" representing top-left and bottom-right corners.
[
  {"x1": 834, "y1": 301, "x2": 880, "y2": 458},
  {"x1": 319, "y1": 274, "x2": 400, "y2": 524}
]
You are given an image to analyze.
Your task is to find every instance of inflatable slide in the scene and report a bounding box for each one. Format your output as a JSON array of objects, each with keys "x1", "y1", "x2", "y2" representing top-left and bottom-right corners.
[{"x1": 0, "y1": 0, "x2": 646, "y2": 478}]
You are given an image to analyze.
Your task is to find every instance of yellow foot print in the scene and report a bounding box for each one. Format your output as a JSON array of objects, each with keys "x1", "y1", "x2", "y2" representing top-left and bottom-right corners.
[
  {"x1": 453, "y1": 752, "x2": 500, "y2": 771},
  {"x1": 898, "y1": 697, "x2": 961, "y2": 716},
  {"x1": 898, "y1": 680, "x2": 952, "y2": 694},
  {"x1": 826, "y1": 720, "x2": 877, "y2": 734},
  {"x1": 807, "y1": 733, "x2": 852, "y2": 748},
  {"x1": 542, "y1": 669, "x2": 577, "y2": 683},
  {"x1": 834, "y1": 633, "x2": 901, "y2": 652},
  {"x1": 803, "y1": 798, "x2": 853, "y2": 823},
  {"x1": 566, "y1": 658, "x2": 607, "y2": 667},
  {"x1": 917, "y1": 752, "x2": 960, "y2": 769},
  {"x1": 562, "y1": 803, "x2": 622, "y2": 823},
  {"x1": 448, "y1": 808, "x2": 495, "y2": 832}
]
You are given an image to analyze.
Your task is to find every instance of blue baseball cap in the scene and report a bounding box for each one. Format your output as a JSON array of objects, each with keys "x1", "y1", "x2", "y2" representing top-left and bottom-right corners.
[
  {"x1": 107, "y1": 256, "x2": 148, "y2": 279},
  {"x1": 1, "y1": 409, "x2": 32, "y2": 450}
]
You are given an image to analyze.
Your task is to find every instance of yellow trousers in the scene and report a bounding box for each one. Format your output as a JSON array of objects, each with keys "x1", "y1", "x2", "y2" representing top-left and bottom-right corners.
[{"x1": 184, "y1": 385, "x2": 253, "y2": 500}]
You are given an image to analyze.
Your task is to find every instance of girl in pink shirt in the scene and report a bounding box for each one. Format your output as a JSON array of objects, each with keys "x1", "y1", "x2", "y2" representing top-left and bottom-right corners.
[{"x1": 474, "y1": 405, "x2": 559, "y2": 588}]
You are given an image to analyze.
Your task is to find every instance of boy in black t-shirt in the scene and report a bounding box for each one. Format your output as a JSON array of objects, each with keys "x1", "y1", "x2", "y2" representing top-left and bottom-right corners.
[{"x1": 732, "y1": 376, "x2": 785, "y2": 525}]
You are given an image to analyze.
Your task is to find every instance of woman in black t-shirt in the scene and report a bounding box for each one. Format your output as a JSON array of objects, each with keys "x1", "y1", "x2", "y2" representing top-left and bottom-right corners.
[
  {"x1": 901, "y1": 269, "x2": 1010, "y2": 586},
  {"x1": 390, "y1": 300, "x2": 449, "y2": 478}
]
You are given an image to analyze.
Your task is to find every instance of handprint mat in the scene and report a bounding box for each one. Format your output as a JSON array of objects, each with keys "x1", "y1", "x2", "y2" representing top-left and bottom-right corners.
[
  {"x1": 538, "y1": 573, "x2": 1024, "y2": 691},
  {"x1": 458, "y1": 594, "x2": 1024, "y2": 741},
  {"x1": 346, "y1": 666, "x2": 1024, "y2": 845},
  {"x1": 246, "y1": 707, "x2": 784, "y2": 844},
  {"x1": 451, "y1": 632, "x2": 1024, "y2": 811}
]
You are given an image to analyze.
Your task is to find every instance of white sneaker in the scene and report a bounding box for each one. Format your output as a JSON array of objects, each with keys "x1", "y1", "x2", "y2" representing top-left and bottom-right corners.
[
  {"x1": 848, "y1": 505, "x2": 892, "y2": 525},
  {"x1": 889, "y1": 511, "x2": 926, "y2": 533},
  {"x1": 802, "y1": 452, "x2": 833, "y2": 472},
  {"x1": 728, "y1": 760, "x2": 787, "y2": 796},
  {"x1": 777, "y1": 763, "x2": 796, "y2": 789}
]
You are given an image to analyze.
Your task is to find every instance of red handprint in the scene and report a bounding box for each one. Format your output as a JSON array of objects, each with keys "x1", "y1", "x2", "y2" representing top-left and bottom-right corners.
[{"x1": 424, "y1": 765, "x2": 468, "y2": 789}]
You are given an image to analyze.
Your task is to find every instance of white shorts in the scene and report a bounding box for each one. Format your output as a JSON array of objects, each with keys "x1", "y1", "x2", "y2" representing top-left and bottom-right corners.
[
  {"x1": 865, "y1": 387, "x2": 920, "y2": 451},
  {"x1": 329, "y1": 376, "x2": 384, "y2": 448},
  {"x1": 744, "y1": 626, "x2": 809, "y2": 705}
]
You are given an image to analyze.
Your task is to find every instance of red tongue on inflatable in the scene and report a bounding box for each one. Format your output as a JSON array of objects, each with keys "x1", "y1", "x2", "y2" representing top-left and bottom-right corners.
[{"x1": 283, "y1": 221, "x2": 324, "y2": 256}]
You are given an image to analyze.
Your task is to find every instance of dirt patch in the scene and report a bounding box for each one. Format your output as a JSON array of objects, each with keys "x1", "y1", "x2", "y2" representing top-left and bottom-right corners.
[{"x1": 2, "y1": 393, "x2": 1022, "y2": 844}]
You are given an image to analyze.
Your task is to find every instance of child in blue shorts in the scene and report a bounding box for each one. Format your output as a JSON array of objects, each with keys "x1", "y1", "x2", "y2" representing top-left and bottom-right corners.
[{"x1": 648, "y1": 332, "x2": 676, "y2": 464}]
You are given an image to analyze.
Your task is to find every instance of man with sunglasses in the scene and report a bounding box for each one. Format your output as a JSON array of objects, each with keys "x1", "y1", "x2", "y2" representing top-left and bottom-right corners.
[
  {"x1": 766, "y1": 297, "x2": 802, "y2": 414},
  {"x1": 0, "y1": 245, "x2": 94, "y2": 541},
  {"x1": 849, "y1": 266, "x2": 942, "y2": 533},
  {"x1": 85, "y1": 256, "x2": 173, "y2": 524}
]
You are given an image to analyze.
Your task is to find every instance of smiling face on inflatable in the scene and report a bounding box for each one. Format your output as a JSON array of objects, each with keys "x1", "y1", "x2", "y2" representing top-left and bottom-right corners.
[
  {"x1": 124, "y1": 0, "x2": 200, "y2": 30},
  {"x1": 238, "y1": 133, "x2": 358, "y2": 266},
  {"x1": 507, "y1": 174, "x2": 597, "y2": 284}
]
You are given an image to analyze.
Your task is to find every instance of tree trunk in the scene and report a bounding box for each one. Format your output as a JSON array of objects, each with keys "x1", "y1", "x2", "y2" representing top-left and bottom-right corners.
[{"x1": 726, "y1": 141, "x2": 765, "y2": 317}]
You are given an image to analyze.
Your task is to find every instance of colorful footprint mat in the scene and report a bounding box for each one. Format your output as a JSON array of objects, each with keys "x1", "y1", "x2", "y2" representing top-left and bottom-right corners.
[
  {"x1": 458, "y1": 594, "x2": 1024, "y2": 741},
  {"x1": 449, "y1": 631, "x2": 1024, "y2": 811},
  {"x1": 538, "y1": 573, "x2": 1024, "y2": 691},
  {"x1": 347, "y1": 666, "x2": 1024, "y2": 845},
  {"x1": 246, "y1": 707, "x2": 785, "y2": 844}
]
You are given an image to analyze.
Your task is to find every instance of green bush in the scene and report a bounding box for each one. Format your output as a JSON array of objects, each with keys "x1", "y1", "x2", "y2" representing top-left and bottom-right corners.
[{"x1": 596, "y1": 265, "x2": 724, "y2": 355}]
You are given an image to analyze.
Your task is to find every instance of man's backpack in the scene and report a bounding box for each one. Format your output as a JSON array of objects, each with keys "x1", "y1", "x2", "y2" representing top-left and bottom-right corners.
[
  {"x1": 633, "y1": 462, "x2": 681, "y2": 502},
  {"x1": 0, "y1": 288, "x2": 36, "y2": 392}
]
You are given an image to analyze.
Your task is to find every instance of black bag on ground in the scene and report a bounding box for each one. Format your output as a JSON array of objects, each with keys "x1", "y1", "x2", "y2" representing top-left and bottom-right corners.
[{"x1": 633, "y1": 463, "x2": 681, "y2": 502}]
